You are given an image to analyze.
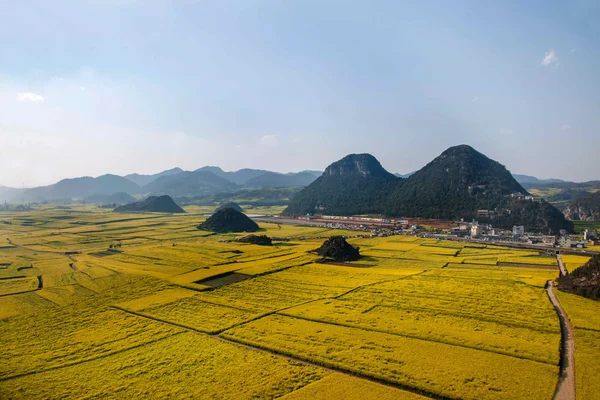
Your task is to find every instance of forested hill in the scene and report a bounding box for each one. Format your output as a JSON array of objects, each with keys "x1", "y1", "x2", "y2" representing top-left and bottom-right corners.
[
  {"x1": 385, "y1": 145, "x2": 526, "y2": 217},
  {"x1": 114, "y1": 195, "x2": 185, "y2": 213},
  {"x1": 284, "y1": 145, "x2": 573, "y2": 233},
  {"x1": 282, "y1": 154, "x2": 400, "y2": 216},
  {"x1": 384, "y1": 145, "x2": 572, "y2": 232}
]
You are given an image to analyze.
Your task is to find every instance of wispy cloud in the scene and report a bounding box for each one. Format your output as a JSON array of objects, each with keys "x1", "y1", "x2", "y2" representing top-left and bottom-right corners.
[
  {"x1": 559, "y1": 124, "x2": 571, "y2": 132},
  {"x1": 291, "y1": 137, "x2": 301, "y2": 143},
  {"x1": 541, "y1": 49, "x2": 559, "y2": 66},
  {"x1": 16, "y1": 92, "x2": 44, "y2": 102},
  {"x1": 569, "y1": 48, "x2": 577, "y2": 54},
  {"x1": 498, "y1": 128, "x2": 514, "y2": 135},
  {"x1": 260, "y1": 134, "x2": 279, "y2": 147}
]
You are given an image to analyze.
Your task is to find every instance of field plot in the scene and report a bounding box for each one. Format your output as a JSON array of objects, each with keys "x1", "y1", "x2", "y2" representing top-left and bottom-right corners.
[
  {"x1": 561, "y1": 254, "x2": 591, "y2": 272},
  {"x1": 0, "y1": 208, "x2": 572, "y2": 399},
  {"x1": 556, "y1": 291, "x2": 600, "y2": 400}
]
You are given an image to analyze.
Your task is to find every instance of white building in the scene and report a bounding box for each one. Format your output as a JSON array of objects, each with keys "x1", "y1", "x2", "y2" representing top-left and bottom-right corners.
[
  {"x1": 513, "y1": 225, "x2": 525, "y2": 236},
  {"x1": 471, "y1": 225, "x2": 482, "y2": 238}
]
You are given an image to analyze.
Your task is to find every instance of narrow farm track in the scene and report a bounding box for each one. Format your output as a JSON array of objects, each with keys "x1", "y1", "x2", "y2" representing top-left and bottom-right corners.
[
  {"x1": 557, "y1": 255, "x2": 568, "y2": 277},
  {"x1": 110, "y1": 306, "x2": 446, "y2": 400},
  {"x1": 546, "y1": 280, "x2": 575, "y2": 400}
]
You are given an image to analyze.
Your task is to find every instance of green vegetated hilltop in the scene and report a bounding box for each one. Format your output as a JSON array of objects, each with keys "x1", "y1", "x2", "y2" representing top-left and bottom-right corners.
[
  {"x1": 114, "y1": 195, "x2": 185, "y2": 213},
  {"x1": 284, "y1": 145, "x2": 573, "y2": 233},
  {"x1": 198, "y1": 207, "x2": 259, "y2": 233},
  {"x1": 283, "y1": 153, "x2": 399, "y2": 216}
]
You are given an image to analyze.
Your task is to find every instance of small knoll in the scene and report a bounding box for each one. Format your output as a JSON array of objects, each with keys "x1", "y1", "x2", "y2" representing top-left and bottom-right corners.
[
  {"x1": 558, "y1": 254, "x2": 600, "y2": 301},
  {"x1": 315, "y1": 236, "x2": 361, "y2": 261},
  {"x1": 198, "y1": 208, "x2": 259, "y2": 233},
  {"x1": 236, "y1": 234, "x2": 272, "y2": 246},
  {"x1": 114, "y1": 195, "x2": 185, "y2": 213},
  {"x1": 216, "y1": 202, "x2": 243, "y2": 213}
]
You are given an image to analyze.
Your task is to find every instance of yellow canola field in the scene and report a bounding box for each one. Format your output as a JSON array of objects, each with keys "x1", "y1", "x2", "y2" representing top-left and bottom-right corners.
[
  {"x1": 561, "y1": 254, "x2": 591, "y2": 272},
  {"x1": 279, "y1": 373, "x2": 428, "y2": 400},
  {"x1": 556, "y1": 291, "x2": 600, "y2": 400},
  {"x1": 1, "y1": 331, "x2": 329, "y2": 400},
  {"x1": 0, "y1": 208, "x2": 574, "y2": 400},
  {"x1": 222, "y1": 314, "x2": 557, "y2": 400}
]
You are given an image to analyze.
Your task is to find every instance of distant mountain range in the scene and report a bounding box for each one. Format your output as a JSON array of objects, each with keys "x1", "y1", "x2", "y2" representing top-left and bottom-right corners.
[
  {"x1": 284, "y1": 145, "x2": 573, "y2": 233},
  {"x1": 0, "y1": 153, "x2": 596, "y2": 228},
  {"x1": 0, "y1": 167, "x2": 324, "y2": 203},
  {"x1": 511, "y1": 174, "x2": 565, "y2": 185}
]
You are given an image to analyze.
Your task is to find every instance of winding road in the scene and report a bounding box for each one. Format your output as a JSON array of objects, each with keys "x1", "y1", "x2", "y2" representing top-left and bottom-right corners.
[{"x1": 546, "y1": 280, "x2": 575, "y2": 400}]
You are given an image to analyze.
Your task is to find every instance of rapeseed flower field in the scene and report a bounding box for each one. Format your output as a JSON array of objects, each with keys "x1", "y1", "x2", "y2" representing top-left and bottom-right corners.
[{"x1": 0, "y1": 206, "x2": 595, "y2": 399}]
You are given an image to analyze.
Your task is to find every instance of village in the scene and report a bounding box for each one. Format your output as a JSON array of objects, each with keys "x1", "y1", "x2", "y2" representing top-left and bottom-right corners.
[{"x1": 253, "y1": 214, "x2": 600, "y2": 254}]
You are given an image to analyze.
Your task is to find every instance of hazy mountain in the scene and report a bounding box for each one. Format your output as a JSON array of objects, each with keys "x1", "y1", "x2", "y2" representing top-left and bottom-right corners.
[
  {"x1": 143, "y1": 170, "x2": 238, "y2": 197},
  {"x1": 512, "y1": 174, "x2": 565, "y2": 185},
  {"x1": 23, "y1": 174, "x2": 140, "y2": 202},
  {"x1": 385, "y1": 145, "x2": 572, "y2": 233},
  {"x1": 244, "y1": 172, "x2": 318, "y2": 188},
  {"x1": 206, "y1": 187, "x2": 302, "y2": 207},
  {"x1": 124, "y1": 167, "x2": 184, "y2": 187},
  {"x1": 283, "y1": 154, "x2": 400, "y2": 216},
  {"x1": 114, "y1": 195, "x2": 185, "y2": 213},
  {"x1": 563, "y1": 191, "x2": 600, "y2": 221},
  {"x1": 0, "y1": 186, "x2": 23, "y2": 203},
  {"x1": 299, "y1": 170, "x2": 323, "y2": 177},
  {"x1": 394, "y1": 172, "x2": 415, "y2": 179},
  {"x1": 84, "y1": 192, "x2": 136, "y2": 205},
  {"x1": 195, "y1": 166, "x2": 270, "y2": 185}
]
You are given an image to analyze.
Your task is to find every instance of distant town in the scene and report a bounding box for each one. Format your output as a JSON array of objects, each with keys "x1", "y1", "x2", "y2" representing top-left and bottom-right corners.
[{"x1": 255, "y1": 214, "x2": 600, "y2": 254}]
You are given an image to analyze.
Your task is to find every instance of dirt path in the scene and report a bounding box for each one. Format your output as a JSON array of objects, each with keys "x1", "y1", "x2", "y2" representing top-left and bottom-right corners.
[
  {"x1": 557, "y1": 255, "x2": 568, "y2": 277},
  {"x1": 546, "y1": 280, "x2": 575, "y2": 400}
]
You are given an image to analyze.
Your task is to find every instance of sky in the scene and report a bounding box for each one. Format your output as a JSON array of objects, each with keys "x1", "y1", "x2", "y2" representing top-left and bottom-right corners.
[{"x1": 1, "y1": 0, "x2": 599, "y2": 187}]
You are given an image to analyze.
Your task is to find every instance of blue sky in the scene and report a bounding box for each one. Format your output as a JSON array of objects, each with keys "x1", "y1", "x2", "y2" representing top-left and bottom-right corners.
[{"x1": 0, "y1": 0, "x2": 599, "y2": 187}]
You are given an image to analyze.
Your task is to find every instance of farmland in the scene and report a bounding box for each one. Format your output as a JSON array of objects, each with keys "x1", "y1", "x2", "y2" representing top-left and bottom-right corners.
[{"x1": 0, "y1": 205, "x2": 596, "y2": 399}]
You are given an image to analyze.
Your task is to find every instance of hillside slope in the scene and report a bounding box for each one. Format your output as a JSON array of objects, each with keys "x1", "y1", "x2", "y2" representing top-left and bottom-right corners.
[
  {"x1": 283, "y1": 154, "x2": 400, "y2": 216},
  {"x1": 124, "y1": 168, "x2": 184, "y2": 187},
  {"x1": 84, "y1": 192, "x2": 136, "y2": 204},
  {"x1": 195, "y1": 167, "x2": 270, "y2": 185},
  {"x1": 558, "y1": 254, "x2": 600, "y2": 300},
  {"x1": 244, "y1": 172, "x2": 317, "y2": 188},
  {"x1": 143, "y1": 171, "x2": 238, "y2": 197},
  {"x1": 563, "y1": 191, "x2": 600, "y2": 221},
  {"x1": 23, "y1": 174, "x2": 140, "y2": 202}
]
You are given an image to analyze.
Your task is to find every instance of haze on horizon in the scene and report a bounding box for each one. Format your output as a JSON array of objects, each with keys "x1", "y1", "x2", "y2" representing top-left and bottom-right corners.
[{"x1": 1, "y1": 0, "x2": 599, "y2": 188}]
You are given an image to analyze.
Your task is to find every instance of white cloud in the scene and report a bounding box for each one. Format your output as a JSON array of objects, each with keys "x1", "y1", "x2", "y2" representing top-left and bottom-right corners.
[
  {"x1": 260, "y1": 134, "x2": 279, "y2": 147},
  {"x1": 559, "y1": 124, "x2": 572, "y2": 132},
  {"x1": 291, "y1": 137, "x2": 301, "y2": 143},
  {"x1": 541, "y1": 49, "x2": 559, "y2": 66},
  {"x1": 16, "y1": 92, "x2": 44, "y2": 102},
  {"x1": 569, "y1": 48, "x2": 577, "y2": 54}
]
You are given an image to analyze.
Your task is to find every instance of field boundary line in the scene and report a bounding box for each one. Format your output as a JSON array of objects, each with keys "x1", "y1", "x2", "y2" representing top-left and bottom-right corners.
[
  {"x1": 110, "y1": 305, "x2": 446, "y2": 400},
  {"x1": 0, "y1": 332, "x2": 183, "y2": 382},
  {"x1": 277, "y1": 312, "x2": 556, "y2": 366}
]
